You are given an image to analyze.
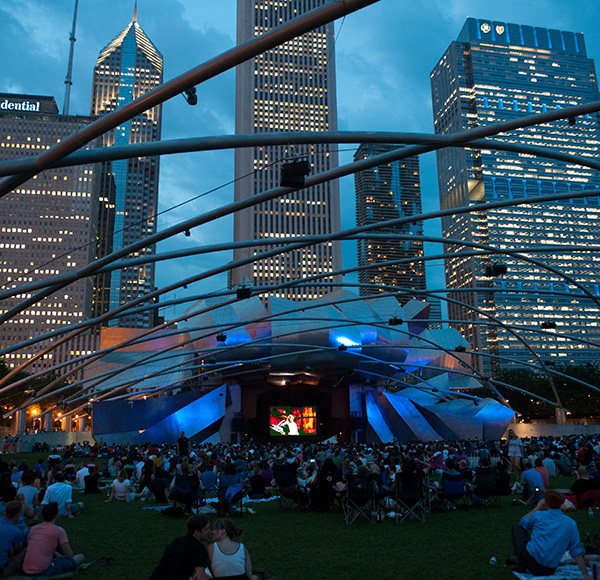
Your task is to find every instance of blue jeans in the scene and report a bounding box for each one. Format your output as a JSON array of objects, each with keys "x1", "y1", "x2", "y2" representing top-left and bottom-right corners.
[{"x1": 36, "y1": 557, "x2": 77, "y2": 577}]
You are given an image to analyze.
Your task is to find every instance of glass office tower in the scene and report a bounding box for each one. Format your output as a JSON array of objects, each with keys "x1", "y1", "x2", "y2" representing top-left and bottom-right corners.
[
  {"x1": 232, "y1": 0, "x2": 341, "y2": 302},
  {"x1": 354, "y1": 144, "x2": 426, "y2": 303},
  {"x1": 431, "y1": 18, "x2": 600, "y2": 374},
  {"x1": 91, "y1": 10, "x2": 163, "y2": 327},
  {"x1": 0, "y1": 93, "x2": 101, "y2": 374}
]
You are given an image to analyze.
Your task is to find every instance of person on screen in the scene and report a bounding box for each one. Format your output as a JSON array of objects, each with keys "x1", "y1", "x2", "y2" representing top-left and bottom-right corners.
[{"x1": 276, "y1": 415, "x2": 299, "y2": 436}]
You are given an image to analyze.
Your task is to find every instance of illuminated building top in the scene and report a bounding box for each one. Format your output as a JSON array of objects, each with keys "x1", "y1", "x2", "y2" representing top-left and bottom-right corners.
[
  {"x1": 431, "y1": 18, "x2": 600, "y2": 372},
  {"x1": 91, "y1": 14, "x2": 163, "y2": 328}
]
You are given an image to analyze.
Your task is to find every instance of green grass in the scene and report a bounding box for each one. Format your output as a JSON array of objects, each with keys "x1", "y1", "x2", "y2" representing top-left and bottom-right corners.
[{"x1": 5, "y1": 453, "x2": 596, "y2": 580}]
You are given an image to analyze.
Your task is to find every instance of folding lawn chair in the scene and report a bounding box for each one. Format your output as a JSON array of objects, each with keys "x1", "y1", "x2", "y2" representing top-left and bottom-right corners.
[
  {"x1": 394, "y1": 476, "x2": 427, "y2": 523},
  {"x1": 473, "y1": 465, "x2": 501, "y2": 508},
  {"x1": 217, "y1": 471, "x2": 245, "y2": 516},
  {"x1": 272, "y1": 462, "x2": 304, "y2": 511},
  {"x1": 343, "y1": 471, "x2": 379, "y2": 524},
  {"x1": 439, "y1": 471, "x2": 468, "y2": 510}
]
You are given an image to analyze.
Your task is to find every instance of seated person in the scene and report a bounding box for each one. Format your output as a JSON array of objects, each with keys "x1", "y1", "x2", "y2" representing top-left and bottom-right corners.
[
  {"x1": 33, "y1": 458, "x2": 47, "y2": 483},
  {"x1": 169, "y1": 463, "x2": 202, "y2": 514},
  {"x1": 589, "y1": 462, "x2": 600, "y2": 487},
  {"x1": 47, "y1": 451, "x2": 61, "y2": 470},
  {"x1": 297, "y1": 461, "x2": 317, "y2": 493},
  {"x1": 542, "y1": 453, "x2": 557, "y2": 477},
  {"x1": 10, "y1": 467, "x2": 23, "y2": 487},
  {"x1": 458, "y1": 460, "x2": 474, "y2": 486},
  {"x1": 83, "y1": 472, "x2": 101, "y2": 494},
  {"x1": 208, "y1": 518, "x2": 258, "y2": 580},
  {"x1": 520, "y1": 463, "x2": 545, "y2": 505},
  {"x1": 86, "y1": 456, "x2": 98, "y2": 476},
  {"x1": 17, "y1": 470, "x2": 39, "y2": 514},
  {"x1": 22, "y1": 502, "x2": 85, "y2": 578},
  {"x1": 1, "y1": 486, "x2": 34, "y2": 530},
  {"x1": 472, "y1": 457, "x2": 497, "y2": 501},
  {"x1": 248, "y1": 466, "x2": 270, "y2": 499},
  {"x1": 149, "y1": 514, "x2": 211, "y2": 580},
  {"x1": 218, "y1": 465, "x2": 245, "y2": 514},
  {"x1": 437, "y1": 458, "x2": 466, "y2": 504},
  {"x1": 259, "y1": 462, "x2": 274, "y2": 490},
  {"x1": 395, "y1": 460, "x2": 424, "y2": 504},
  {"x1": 570, "y1": 466, "x2": 600, "y2": 505},
  {"x1": 106, "y1": 470, "x2": 132, "y2": 502},
  {"x1": 437, "y1": 458, "x2": 462, "y2": 491},
  {"x1": 495, "y1": 461, "x2": 512, "y2": 495},
  {"x1": 75, "y1": 464, "x2": 90, "y2": 490},
  {"x1": 63, "y1": 459, "x2": 77, "y2": 482},
  {"x1": 533, "y1": 458, "x2": 549, "y2": 490},
  {"x1": 509, "y1": 490, "x2": 591, "y2": 578},
  {"x1": 0, "y1": 501, "x2": 28, "y2": 578},
  {"x1": 200, "y1": 468, "x2": 218, "y2": 494},
  {"x1": 149, "y1": 471, "x2": 170, "y2": 503},
  {"x1": 342, "y1": 465, "x2": 378, "y2": 503},
  {"x1": 553, "y1": 452, "x2": 573, "y2": 476},
  {"x1": 42, "y1": 471, "x2": 84, "y2": 518}
]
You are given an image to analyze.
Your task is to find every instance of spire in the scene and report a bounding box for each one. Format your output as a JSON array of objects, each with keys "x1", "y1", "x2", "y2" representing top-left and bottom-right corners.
[
  {"x1": 133, "y1": 0, "x2": 137, "y2": 23},
  {"x1": 63, "y1": 0, "x2": 79, "y2": 115}
]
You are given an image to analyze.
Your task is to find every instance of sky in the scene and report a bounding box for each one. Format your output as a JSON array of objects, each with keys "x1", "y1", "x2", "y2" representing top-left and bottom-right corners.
[{"x1": 2, "y1": 0, "x2": 600, "y2": 322}]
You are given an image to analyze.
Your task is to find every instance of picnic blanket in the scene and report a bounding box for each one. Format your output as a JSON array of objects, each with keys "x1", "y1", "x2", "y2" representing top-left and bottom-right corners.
[{"x1": 511, "y1": 563, "x2": 586, "y2": 580}]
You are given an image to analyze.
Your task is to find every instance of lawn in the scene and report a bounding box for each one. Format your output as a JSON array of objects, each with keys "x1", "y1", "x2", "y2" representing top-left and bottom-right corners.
[{"x1": 4, "y1": 452, "x2": 596, "y2": 580}]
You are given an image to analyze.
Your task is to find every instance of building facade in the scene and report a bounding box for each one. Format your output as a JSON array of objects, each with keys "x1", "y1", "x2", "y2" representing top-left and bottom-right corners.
[
  {"x1": 0, "y1": 93, "x2": 101, "y2": 374},
  {"x1": 354, "y1": 144, "x2": 426, "y2": 304},
  {"x1": 431, "y1": 18, "x2": 600, "y2": 373},
  {"x1": 232, "y1": 0, "x2": 341, "y2": 301},
  {"x1": 91, "y1": 11, "x2": 163, "y2": 327}
]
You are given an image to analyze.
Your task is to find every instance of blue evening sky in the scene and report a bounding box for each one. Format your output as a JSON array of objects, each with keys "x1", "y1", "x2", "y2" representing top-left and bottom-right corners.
[{"x1": 1, "y1": 0, "x2": 599, "y2": 320}]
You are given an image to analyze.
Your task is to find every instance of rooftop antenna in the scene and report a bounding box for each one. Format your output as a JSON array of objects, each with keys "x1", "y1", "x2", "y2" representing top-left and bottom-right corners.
[
  {"x1": 63, "y1": 0, "x2": 79, "y2": 115},
  {"x1": 133, "y1": 0, "x2": 137, "y2": 23}
]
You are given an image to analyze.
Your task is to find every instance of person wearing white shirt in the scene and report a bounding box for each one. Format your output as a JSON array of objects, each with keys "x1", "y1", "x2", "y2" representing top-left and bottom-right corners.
[{"x1": 75, "y1": 465, "x2": 89, "y2": 490}]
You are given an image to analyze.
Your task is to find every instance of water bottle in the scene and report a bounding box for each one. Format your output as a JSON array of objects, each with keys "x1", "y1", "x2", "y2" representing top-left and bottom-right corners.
[
  {"x1": 590, "y1": 507, "x2": 594, "y2": 518},
  {"x1": 489, "y1": 557, "x2": 497, "y2": 566}
]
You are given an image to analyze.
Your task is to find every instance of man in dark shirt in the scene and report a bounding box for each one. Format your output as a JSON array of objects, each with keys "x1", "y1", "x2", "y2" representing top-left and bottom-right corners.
[
  {"x1": 570, "y1": 466, "x2": 600, "y2": 503},
  {"x1": 177, "y1": 432, "x2": 190, "y2": 458},
  {"x1": 148, "y1": 515, "x2": 210, "y2": 580}
]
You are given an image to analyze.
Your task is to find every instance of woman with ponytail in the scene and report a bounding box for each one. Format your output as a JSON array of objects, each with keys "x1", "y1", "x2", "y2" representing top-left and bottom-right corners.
[{"x1": 207, "y1": 518, "x2": 258, "y2": 580}]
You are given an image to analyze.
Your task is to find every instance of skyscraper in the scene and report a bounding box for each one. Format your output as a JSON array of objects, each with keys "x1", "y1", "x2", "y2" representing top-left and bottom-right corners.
[
  {"x1": 91, "y1": 9, "x2": 163, "y2": 327},
  {"x1": 353, "y1": 144, "x2": 426, "y2": 303},
  {"x1": 431, "y1": 18, "x2": 600, "y2": 373},
  {"x1": 0, "y1": 93, "x2": 101, "y2": 373},
  {"x1": 232, "y1": 0, "x2": 341, "y2": 301}
]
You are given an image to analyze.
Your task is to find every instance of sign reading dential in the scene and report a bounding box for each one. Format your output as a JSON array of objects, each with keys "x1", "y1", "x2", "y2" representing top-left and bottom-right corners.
[{"x1": 0, "y1": 100, "x2": 41, "y2": 112}]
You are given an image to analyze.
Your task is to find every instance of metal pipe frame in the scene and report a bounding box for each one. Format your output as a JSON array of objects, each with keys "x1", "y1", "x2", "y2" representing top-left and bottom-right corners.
[{"x1": 2, "y1": 0, "x2": 600, "y2": 428}]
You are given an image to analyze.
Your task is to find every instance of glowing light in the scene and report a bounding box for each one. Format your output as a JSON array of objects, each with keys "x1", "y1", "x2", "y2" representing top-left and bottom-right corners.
[{"x1": 334, "y1": 336, "x2": 360, "y2": 348}]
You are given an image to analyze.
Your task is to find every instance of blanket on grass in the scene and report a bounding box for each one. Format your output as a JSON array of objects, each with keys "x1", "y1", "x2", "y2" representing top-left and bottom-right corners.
[{"x1": 511, "y1": 563, "x2": 586, "y2": 580}]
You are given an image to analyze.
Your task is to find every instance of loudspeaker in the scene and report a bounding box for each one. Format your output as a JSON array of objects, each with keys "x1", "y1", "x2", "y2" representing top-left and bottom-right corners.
[{"x1": 280, "y1": 159, "x2": 310, "y2": 187}]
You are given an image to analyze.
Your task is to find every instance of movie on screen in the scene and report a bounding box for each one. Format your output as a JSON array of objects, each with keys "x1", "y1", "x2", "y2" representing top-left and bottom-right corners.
[{"x1": 269, "y1": 406, "x2": 318, "y2": 436}]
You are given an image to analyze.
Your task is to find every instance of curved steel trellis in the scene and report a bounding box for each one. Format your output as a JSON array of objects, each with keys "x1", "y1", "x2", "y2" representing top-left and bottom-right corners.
[{"x1": 1, "y1": 0, "x2": 599, "y2": 430}]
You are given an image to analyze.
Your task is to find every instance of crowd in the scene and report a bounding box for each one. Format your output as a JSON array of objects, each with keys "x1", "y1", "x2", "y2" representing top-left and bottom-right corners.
[{"x1": 1, "y1": 430, "x2": 600, "y2": 578}]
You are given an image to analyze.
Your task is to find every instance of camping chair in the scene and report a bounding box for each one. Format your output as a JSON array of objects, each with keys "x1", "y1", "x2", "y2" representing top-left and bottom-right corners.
[
  {"x1": 311, "y1": 465, "x2": 342, "y2": 511},
  {"x1": 200, "y1": 470, "x2": 218, "y2": 495},
  {"x1": 272, "y1": 462, "x2": 303, "y2": 511},
  {"x1": 439, "y1": 471, "x2": 468, "y2": 510},
  {"x1": 343, "y1": 473, "x2": 379, "y2": 524},
  {"x1": 169, "y1": 472, "x2": 205, "y2": 514},
  {"x1": 217, "y1": 472, "x2": 245, "y2": 516},
  {"x1": 473, "y1": 466, "x2": 501, "y2": 508},
  {"x1": 394, "y1": 477, "x2": 426, "y2": 523}
]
